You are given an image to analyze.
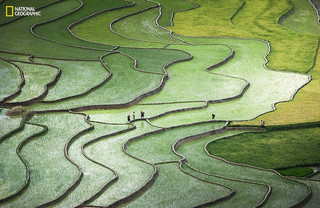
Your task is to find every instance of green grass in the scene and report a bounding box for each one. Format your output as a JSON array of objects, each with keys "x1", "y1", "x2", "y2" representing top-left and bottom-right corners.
[
  {"x1": 112, "y1": 7, "x2": 183, "y2": 44},
  {"x1": 72, "y1": 0, "x2": 165, "y2": 48},
  {"x1": 125, "y1": 163, "x2": 230, "y2": 208},
  {"x1": 34, "y1": 58, "x2": 109, "y2": 101},
  {"x1": 1, "y1": 113, "x2": 89, "y2": 207},
  {"x1": 170, "y1": 0, "x2": 318, "y2": 73},
  {"x1": 0, "y1": 58, "x2": 21, "y2": 102},
  {"x1": 32, "y1": 0, "x2": 130, "y2": 50},
  {"x1": 177, "y1": 130, "x2": 310, "y2": 207},
  {"x1": 207, "y1": 127, "x2": 320, "y2": 169},
  {"x1": 0, "y1": 124, "x2": 41, "y2": 199},
  {"x1": 8, "y1": 62, "x2": 58, "y2": 103},
  {"x1": 277, "y1": 167, "x2": 314, "y2": 177}
]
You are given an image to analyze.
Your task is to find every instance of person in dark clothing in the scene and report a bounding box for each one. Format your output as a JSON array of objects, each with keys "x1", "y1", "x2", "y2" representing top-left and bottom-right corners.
[
  {"x1": 261, "y1": 120, "x2": 265, "y2": 127},
  {"x1": 141, "y1": 111, "x2": 145, "y2": 118},
  {"x1": 127, "y1": 115, "x2": 130, "y2": 122},
  {"x1": 212, "y1": 113, "x2": 215, "y2": 120},
  {"x1": 133, "y1": 111, "x2": 135, "y2": 120}
]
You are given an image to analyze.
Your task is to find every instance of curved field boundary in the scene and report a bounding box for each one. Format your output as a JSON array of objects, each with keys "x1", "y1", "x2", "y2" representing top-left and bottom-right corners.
[
  {"x1": 133, "y1": 45, "x2": 248, "y2": 122},
  {"x1": 306, "y1": 39, "x2": 319, "y2": 74},
  {"x1": 0, "y1": 0, "x2": 62, "y2": 26},
  {"x1": 290, "y1": 175, "x2": 320, "y2": 183},
  {"x1": 167, "y1": 125, "x2": 273, "y2": 207},
  {"x1": 30, "y1": 0, "x2": 122, "y2": 52},
  {"x1": 34, "y1": 47, "x2": 192, "y2": 113},
  {"x1": 235, "y1": 38, "x2": 313, "y2": 123},
  {"x1": 178, "y1": 162, "x2": 235, "y2": 207},
  {"x1": 308, "y1": 170, "x2": 320, "y2": 178},
  {"x1": 203, "y1": 128, "x2": 313, "y2": 207},
  {"x1": 206, "y1": 47, "x2": 235, "y2": 70},
  {"x1": 117, "y1": 51, "x2": 165, "y2": 75},
  {"x1": 0, "y1": 122, "x2": 48, "y2": 204},
  {"x1": 0, "y1": 118, "x2": 25, "y2": 143},
  {"x1": 37, "y1": 111, "x2": 94, "y2": 207},
  {"x1": 31, "y1": 55, "x2": 98, "y2": 62},
  {"x1": 147, "y1": 81, "x2": 249, "y2": 123},
  {"x1": 149, "y1": 0, "x2": 192, "y2": 45},
  {"x1": 109, "y1": 5, "x2": 161, "y2": 43},
  {"x1": 0, "y1": 50, "x2": 97, "y2": 62},
  {"x1": 172, "y1": 127, "x2": 272, "y2": 207},
  {"x1": 109, "y1": 1, "x2": 190, "y2": 45},
  {"x1": 77, "y1": 120, "x2": 136, "y2": 207},
  {"x1": 18, "y1": 46, "x2": 189, "y2": 108},
  {"x1": 183, "y1": 162, "x2": 271, "y2": 208},
  {"x1": 140, "y1": 43, "x2": 248, "y2": 106},
  {"x1": 4, "y1": 39, "x2": 244, "y2": 117},
  {"x1": 118, "y1": 121, "x2": 230, "y2": 207},
  {"x1": 116, "y1": 46, "x2": 195, "y2": 74},
  {"x1": 168, "y1": 35, "x2": 313, "y2": 124},
  {"x1": 39, "y1": 52, "x2": 114, "y2": 104},
  {"x1": 164, "y1": 0, "x2": 199, "y2": 27},
  {"x1": 230, "y1": 0, "x2": 246, "y2": 24},
  {"x1": 170, "y1": 125, "x2": 238, "y2": 206},
  {"x1": 139, "y1": 100, "x2": 204, "y2": 105},
  {"x1": 0, "y1": 57, "x2": 25, "y2": 104},
  {"x1": 81, "y1": 125, "x2": 139, "y2": 207},
  {"x1": 67, "y1": 0, "x2": 136, "y2": 49},
  {"x1": 309, "y1": 0, "x2": 320, "y2": 23},
  {"x1": 153, "y1": 161, "x2": 236, "y2": 208},
  {"x1": 278, "y1": 3, "x2": 295, "y2": 24},
  {"x1": 103, "y1": 133, "x2": 162, "y2": 208},
  {"x1": 3, "y1": 52, "x2": 121, "y2": 107},
  {"x1": 3, "y1": 60, "x2": 61, "y2": 106}
]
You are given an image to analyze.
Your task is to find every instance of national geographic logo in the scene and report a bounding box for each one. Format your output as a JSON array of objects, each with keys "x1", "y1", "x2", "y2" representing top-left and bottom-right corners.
[{"x1": 6, "y1": 6, "x2": 41, "y2": 17}]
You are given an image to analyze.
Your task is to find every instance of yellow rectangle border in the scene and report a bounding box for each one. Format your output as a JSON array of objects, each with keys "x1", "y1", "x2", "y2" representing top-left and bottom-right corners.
[{"x1": 6, "y1": 6, "x2": 14, "y2": 17}]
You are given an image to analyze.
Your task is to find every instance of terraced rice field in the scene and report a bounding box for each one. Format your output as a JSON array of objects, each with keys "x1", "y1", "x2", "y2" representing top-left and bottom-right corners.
[{"x1": 0, "y1": 0, "x2": 319, "y2": 207}]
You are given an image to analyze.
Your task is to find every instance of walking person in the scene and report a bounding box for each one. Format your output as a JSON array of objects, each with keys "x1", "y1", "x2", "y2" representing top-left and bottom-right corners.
[
  {"x1": 141, "y1": 111, "x2": 145, "y2": 118},
  {"x1": 261, "y1": 120, "x2": 265, "y2": 127},
  {"x1": 212, "y1": 113, "x2": 215, "y2": 120},
  {"x1": 127, "y1": 115, "x2": 130, "y2": 123},
  {"x1": 133, "y1": 111, "x2": 135, "y2": 120}
]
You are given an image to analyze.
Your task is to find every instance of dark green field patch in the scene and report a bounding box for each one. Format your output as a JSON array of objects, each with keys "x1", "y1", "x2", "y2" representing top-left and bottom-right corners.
[
  {"x1": 207, "y1": 126, "x2": 320, "y2": 169},
  {"x1": 276, "y1": 167, "x2": 314, "y2": 177}
]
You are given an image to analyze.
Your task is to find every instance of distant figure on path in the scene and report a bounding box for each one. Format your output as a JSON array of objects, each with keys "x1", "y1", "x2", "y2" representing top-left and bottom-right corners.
[
  {"x1": 261, "y1": 120, "x2": 265, "y2": 127},
  {"x1": 212, "y1": 113, "x2": 215, "y2": 120},
  {"x1": 127, "y1": 115, "x2": 130, "y2": 123},
  {"x1": 133, "y1": 111, "x2": 135, "y2": 120},
  {"x1": 141, "y1": 111, "x2": 145, "y2": 118}
]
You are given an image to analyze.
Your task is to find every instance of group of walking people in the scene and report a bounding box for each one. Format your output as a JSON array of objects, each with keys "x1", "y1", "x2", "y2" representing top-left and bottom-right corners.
[{"x1": 127, "y1": 111, "x2": 145, "y2": 122}]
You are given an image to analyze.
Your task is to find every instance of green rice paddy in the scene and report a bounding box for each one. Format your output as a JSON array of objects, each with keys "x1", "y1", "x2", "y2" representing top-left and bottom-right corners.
[{"x1": 0, "y1": 0, "x2": 319, "y2": 207}]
